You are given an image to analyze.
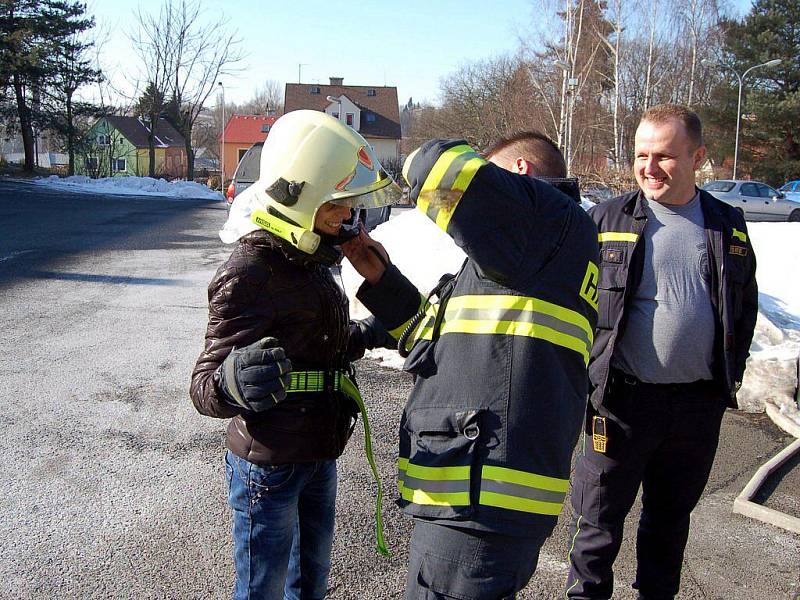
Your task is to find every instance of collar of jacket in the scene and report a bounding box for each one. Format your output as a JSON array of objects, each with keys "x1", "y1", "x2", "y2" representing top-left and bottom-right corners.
[
  {"x1": 625, "y1": 187, "x2": 723, "y2": 223},
  {"x1": 242, "y1": 230, "x2": 343, "y2": 268}
]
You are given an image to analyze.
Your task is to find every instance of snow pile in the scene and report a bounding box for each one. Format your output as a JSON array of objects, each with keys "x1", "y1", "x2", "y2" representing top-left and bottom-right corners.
[
  {"x1": 738, "y1": 223, "x2": 800, "y2": 436},
  {"x1": 343, "y1": 209, "x2": 800, "y2": 436},
  {"x1": 34, "y1": 174, "x2": 223, "y2": 201}
]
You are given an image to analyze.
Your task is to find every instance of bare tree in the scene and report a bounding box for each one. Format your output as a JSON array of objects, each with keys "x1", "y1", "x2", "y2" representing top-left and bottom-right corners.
[
  {"x1": 241, "y1": 79, "x2": 283, "y2": 115},
  {"x1": 130, "y1": 3, "x2": 174, "y2": 177},
  {"x1": 597, "y1": 0, "x2": 625, "y2": 168},
  {"x1": 162, "y1": 0, "x2": 244, "y2": 179}
]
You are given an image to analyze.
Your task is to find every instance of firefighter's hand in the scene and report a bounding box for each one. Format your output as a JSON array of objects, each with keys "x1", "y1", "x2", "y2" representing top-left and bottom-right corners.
[
  {"x1": 342, "y1": 229, "x2": 390, "y2": 285},
  {"x1": 215, "y1": 337, "x2": 292, "y2": 412}
]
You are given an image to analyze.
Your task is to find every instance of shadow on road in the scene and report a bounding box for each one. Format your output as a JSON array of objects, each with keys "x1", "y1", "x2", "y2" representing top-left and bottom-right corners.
[{"x1": 0, "y1": 180, "x2": 226, "y2": 292}]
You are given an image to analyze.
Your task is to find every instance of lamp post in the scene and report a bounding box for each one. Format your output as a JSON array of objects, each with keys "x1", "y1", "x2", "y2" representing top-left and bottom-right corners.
[
  {"x1": 701, "y1": 58, "x2": 781, "y2": 179},
  {"x1": 218, "y1": 81, "x2": 225, "y2": 190},
  {"x1": 553, "y1": 60, "x2": 578, "y2": 176}
]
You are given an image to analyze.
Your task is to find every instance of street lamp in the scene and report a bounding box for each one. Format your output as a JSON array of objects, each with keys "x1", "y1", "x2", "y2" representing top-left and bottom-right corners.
[
  {"x1": 701, "y1": 58, "x2": 781, "y2": 179},
  {"x1": 218, "y1": 81, "x2": 225, "y2": 190},
  {"x1": 326, "y1": 95, "x2": 342, "y2": 122},
  {"x1": 553, "y1": 60, "x2": 578, "y2": 176}
]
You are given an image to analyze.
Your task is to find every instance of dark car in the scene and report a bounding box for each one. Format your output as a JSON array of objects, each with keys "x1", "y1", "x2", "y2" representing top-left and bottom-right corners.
[{"x1": 226, "y1": 142, "x2": 263, "y2": 208}]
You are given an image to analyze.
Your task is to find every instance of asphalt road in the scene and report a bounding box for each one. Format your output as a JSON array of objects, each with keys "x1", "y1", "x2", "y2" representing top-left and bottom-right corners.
[{"x1": 0, "y1": 179, "x2": 798, "y2": 599}]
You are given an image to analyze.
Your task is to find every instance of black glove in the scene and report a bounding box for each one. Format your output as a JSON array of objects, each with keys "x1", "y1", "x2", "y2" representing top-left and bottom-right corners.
[
  {"x1": 356, "y1": 315, "x2": 397, "y2": 350},
  {"x1": 215, "y1": 337, "x2": 292, "y2": 412}
]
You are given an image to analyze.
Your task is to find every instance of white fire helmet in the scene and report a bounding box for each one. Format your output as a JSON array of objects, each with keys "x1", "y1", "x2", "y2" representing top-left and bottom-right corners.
[{"x1": 255, "y1": 109, "x2": 401, "y2": 229}]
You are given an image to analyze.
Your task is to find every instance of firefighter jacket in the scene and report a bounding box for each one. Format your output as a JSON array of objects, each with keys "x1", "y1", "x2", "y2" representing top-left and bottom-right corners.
[
  {"x1": 357, "y1": 140, "x2": 600, "y2": 537},
  {"x1": 588, "y1": 189, "x2": 758, "y2": 412}
]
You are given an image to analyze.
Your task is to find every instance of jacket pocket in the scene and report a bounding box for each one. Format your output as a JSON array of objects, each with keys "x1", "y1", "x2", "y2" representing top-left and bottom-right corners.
[
  {"x1": 727, "y1": 258, "x2": 748, "y2": 320},
  {"x1": 596, "y1": 264, "x2": 626, "y2": 330},
  {"x1": 399, "y1": 407, "x2": 484, "y2": 520}
]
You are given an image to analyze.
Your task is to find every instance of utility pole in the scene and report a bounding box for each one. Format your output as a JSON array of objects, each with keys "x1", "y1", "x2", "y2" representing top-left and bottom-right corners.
[{"x1": 218, "y1": 81, "x2": 225, "y2": 190}]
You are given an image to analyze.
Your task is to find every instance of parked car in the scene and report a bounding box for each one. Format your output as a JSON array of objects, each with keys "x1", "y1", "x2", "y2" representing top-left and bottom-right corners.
[
  {"x1": 226, "y1": 141, "x2": 393, "y2": 230},
  {"x1": 581, "y1": 185, "x2": 613, "y2": 204},
  {"x1": 225, "y1": 142, "x2": 263, "y2": 207},
  {"x1": 701, "y1": 180, "x2": 800, "y2": 222},
  {"x1": 779, "y1": 180, "x2": 800, "y2": 200}
]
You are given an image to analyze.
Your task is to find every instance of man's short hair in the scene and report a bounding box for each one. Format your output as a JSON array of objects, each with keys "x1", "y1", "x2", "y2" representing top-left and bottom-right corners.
[
  {"x1": 640, "y1": 104, "x2": 704, "y2": 149},
  {"x1": 484, "y1": 131, "x2": 566, "y2": 178}
]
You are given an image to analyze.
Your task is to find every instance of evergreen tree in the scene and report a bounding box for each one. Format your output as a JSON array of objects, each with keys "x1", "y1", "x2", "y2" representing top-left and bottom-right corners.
[
  {"x1": 723, "y1": 0, "x2": 799, "y2": 184},
  {"x1": 0, "y1": 0, "x2": 96, "y2": 173}
]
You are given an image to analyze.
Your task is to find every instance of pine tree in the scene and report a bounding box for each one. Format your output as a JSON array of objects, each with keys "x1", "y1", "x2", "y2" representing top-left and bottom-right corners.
[
  {"x1": 0, "y1": 0, "x2": 97, "y2": 173},
  {"x1": 723, "y1": 0, "x2": 800, "y2": 184}
]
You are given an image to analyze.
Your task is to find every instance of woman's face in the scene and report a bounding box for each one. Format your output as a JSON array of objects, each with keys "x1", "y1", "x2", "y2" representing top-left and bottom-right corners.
[{"x1": 314, "y1": 202, "x2": 352, "y2": 236}]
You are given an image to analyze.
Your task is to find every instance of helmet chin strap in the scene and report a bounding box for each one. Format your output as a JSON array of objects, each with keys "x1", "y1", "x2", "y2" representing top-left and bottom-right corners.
[{"x1": 251, "y1": 208, "x2": 342, "y2": 266}]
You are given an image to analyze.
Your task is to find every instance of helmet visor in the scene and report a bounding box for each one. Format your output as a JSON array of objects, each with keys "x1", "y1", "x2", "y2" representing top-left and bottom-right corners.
[{"x1": 329, "y1": 163, "x2": 403, "y2": 209}]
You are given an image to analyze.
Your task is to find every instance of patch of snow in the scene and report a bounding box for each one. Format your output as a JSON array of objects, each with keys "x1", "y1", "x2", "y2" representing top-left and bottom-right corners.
[
  {"x1": 32, "y1": 174, "x2": 223, "y2": 201},
  {"x1": 738, "y1": 223, "x2": 800, "y2": 435}
]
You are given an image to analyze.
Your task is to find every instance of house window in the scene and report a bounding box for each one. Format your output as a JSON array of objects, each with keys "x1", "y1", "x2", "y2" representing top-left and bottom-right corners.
[
  {"x1": 311, "y1": 86, "x2": 321, "y2": 94},
  {"x1": 261, "y1": 124, "x2": 271, "y2": 133},
  {"x1": 85, "y1": 156, "x2": 98, "y2": 171},
  {"x1": 238, "y1": 148, "x2": 248, "y2": 162},
  {"x1": 367, "y1": 89, "x2": 376, "y2": 97},
  {"x1": 366, "y1": 112, "x2": 376, "y2": 123},
  {"x1": 97, "y1": 134, "x2": 110, "y2": 146},
  {"x1": 114, "y1": 158, "x2": 127, "y2": 172},
  {"x1": 346, "y1": 113, "x2": 354, "y2": 126}
]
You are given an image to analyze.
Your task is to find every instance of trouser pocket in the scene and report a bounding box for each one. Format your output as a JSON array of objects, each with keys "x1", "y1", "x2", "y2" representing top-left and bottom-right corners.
[{"x1": 399, "y1": 407, "x2": 484, "y2": 520}]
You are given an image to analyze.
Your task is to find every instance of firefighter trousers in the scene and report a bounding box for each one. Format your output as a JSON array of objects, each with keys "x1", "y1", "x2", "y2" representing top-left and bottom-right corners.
[
  {"x1": 405, "y1": 519, "x2": 550, "y2": 600},
  {"x1": 565, "y1": 371, "x2": 727, "y2": 599}
]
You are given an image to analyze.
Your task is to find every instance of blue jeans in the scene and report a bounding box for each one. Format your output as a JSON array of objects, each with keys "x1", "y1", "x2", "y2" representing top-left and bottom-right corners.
[{"x1": 225, "y1": 450, "x2": 337, "y2": 600}]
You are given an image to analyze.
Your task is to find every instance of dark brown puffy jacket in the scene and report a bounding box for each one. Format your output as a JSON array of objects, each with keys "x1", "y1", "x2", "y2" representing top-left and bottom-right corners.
[{"x1": 190, "y1": 230, "x2": 365, "y2": 465}]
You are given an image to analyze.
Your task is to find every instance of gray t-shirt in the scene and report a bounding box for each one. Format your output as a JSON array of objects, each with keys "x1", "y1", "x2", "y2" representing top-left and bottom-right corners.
[{"x1": 612, "y1": 193, "x2": 715, "y2": 383}]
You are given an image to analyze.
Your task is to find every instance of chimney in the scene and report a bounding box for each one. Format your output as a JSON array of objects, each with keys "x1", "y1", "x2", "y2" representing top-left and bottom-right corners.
[{"x1": 329, "y1": 77, "x2": 343, "y2": 86}]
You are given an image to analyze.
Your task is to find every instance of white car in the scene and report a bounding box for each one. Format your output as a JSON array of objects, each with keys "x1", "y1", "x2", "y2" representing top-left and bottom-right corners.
[{"x1": 702, "y1": 180, "x2": 800, "y2": 222}]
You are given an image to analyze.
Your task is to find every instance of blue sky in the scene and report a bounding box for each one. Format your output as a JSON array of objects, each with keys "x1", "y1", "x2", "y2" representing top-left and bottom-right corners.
[{"x1": 88, "y1": 0, "x2": 756, "y2": 107}]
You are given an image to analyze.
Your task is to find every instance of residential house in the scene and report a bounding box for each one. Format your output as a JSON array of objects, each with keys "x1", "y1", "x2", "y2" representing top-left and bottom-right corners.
[
  {"x1": 219, "y1": 114, "x2": 278, "y2": 183},
  {"x1": 77, "y1": 116, "x2": 187, "y2": 179},
  {"x1": 283, "y1": 78, "x2": 401, "y2": 166}
]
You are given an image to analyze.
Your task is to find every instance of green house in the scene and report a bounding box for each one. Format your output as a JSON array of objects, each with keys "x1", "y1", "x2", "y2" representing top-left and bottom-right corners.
[{"x1": 77, "y1": 116, "x2": 187, "y2": 179}]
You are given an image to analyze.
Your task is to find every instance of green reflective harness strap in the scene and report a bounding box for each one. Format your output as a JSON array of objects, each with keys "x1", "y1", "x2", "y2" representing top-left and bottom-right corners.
[{"x1": 285, "y1": 370, "x2": 390, "y2": 557}]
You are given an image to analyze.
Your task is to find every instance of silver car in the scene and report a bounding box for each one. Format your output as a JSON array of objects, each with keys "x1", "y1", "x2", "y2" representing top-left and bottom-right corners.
[{"x1": 702, "y1": 180, "x2": 800, "y2": 222}]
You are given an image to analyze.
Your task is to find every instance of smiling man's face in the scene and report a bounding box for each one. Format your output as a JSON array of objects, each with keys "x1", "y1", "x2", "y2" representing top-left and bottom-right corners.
[{"x1": 634, "y1": 118, "x2": 706, "y2": 206}]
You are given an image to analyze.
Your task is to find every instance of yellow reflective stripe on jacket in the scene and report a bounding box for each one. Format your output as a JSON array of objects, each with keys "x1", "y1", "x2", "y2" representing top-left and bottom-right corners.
[
  {"x1": 417, "y1": 144, "x2": 487, "y2": 232},
  {"x1": 598, "y1": 231, "x2": 638, "y2": 243},
  {"x1": 480, "y1": 465, "x2": 568, "y2": 515},
  {"x1": 388, "y1": 293, "x2": 428, "y2": 340},
  {"x1": 732, "y1": 228, "x2": 747, "y2": 242},
  {"x1": 416, "y1": 294, "x2": 594, "y2": 365},
  {"x1": 398, "y1": 458, "x2": 569, "y2": 515},
  {"x1": 397, "y1": 457, "x2": 471, "y2": 507}
]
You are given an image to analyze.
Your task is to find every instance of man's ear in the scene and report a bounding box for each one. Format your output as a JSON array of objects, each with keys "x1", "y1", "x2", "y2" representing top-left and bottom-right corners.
[
  {"x1": 693, "y1": 145, "x2": 707, "y2": 171},
  {"x1": 515, "y1": 158, "x2": 534, "y2": 175}
]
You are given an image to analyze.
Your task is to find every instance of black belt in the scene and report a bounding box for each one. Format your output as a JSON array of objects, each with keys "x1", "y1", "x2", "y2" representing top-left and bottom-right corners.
[{"x1": 611, "y1": 368, "x2": 716, "y2": 393}]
